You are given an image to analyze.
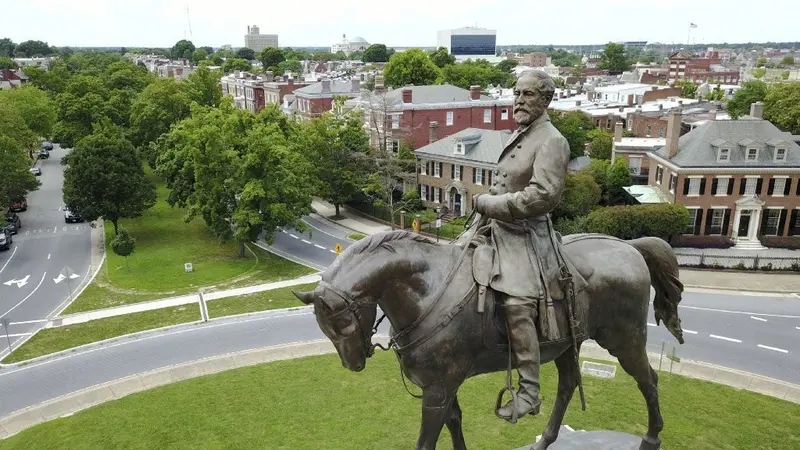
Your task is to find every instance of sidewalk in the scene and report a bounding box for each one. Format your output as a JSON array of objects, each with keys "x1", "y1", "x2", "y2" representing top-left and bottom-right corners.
[
  {"x1": 679, "y1": 269, "x2": 800, "y2": 295},
  {"x1": 311, "y1": 198, "x2": 391, "y2": 235}
]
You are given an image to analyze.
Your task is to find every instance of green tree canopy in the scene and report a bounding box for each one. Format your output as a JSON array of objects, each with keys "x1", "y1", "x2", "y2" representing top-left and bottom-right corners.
[
  {"x1": 586, "y1": 204, "x2": 690, "y2": 240},
  {"x1": 259, "y1": 47, "x2": 285, "y2": 69},
  {"x1": 129, "y1": 77, "x2": 191, "y2": 151},
  {"x1": 236, "y1": 47, "x2": 256, "y2": 61},
  {"x1": 362, "y1": 44, "x2": 393, "y2": 63},
  {"x1": 587, "y1": 128, "x2": 613, "y2": 160},
  {"x1": 677, "y1": 80, "x2": 697, "y2": 98},
  {"x1": 781, "y1": 55, "x2": 795, "y2": 66},
  {"x1": 382, "y1": 49, "x2": 441, "y2": 88},
  {"x1": 183, "y1": 64, "x2": 223, "y2": 108},
  {"x1": 598, "y1": 42, "x2": 629, "y2": 74},
  {"x1": 284, "y1": 48, "x2": 312, "y2": 61},
  {"x1": 0, "y1": 84, "x2": 57, "y2": 141},
  {"x1": 171, "y1": 40, "x2": 195, "y2": 60},
  {"x1": 0, "y1": 56, "x2": 17, "y2": 70},
  {"x1": 726, "y1": 81, "x2": 768, "y2": 119},
  {"x1": 0, "y1": 104, "x2": 41, "y2": 206},
  {"x1": 111, "y1": 227, "x2": 136, "y2": 258},
  {"x1": 429, "y1": 47, "x2": 455, "y2": 68},
  {"x1": 606, "y1": 157, "x2": 633, "y2": 205},
  {"x1": 0, "y1": 38, "x2": 15, "y2": 57},
  {"x1": 496, "y1": 59, "x2": 518, "y2": 73},
  {"x1": 63, "y1": 121, "x2": 157, "y2": 234},
  {"x1": 550, "y1": 110, "x2": 595, "y2": 158},
  {"x1": 191, "y1": 48, "x2": 208, "y2": 65},
  {"x1": 221, "y1": 58, "x2": 252, "y2": 73},
  {"x1": 441, "y1": 59, "x2": 514, "y2": 89},
  {"x1": 278, "y1": 59, "x2": 303, "y2": 76},
  {"x1": 552, "y1": 172, "x2": 601, "y2": 221},
  {"x1": 13, "y1": 40, "x2": 52, "y2": 57},
  {"x1": 763, "y1": 83, "x2": 800, "y2": 135}
]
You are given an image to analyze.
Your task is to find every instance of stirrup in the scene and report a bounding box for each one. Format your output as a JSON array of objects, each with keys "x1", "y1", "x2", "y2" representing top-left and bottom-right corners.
[{"x1": 495, "y1": 385, "x2": 521, "y2": 424}]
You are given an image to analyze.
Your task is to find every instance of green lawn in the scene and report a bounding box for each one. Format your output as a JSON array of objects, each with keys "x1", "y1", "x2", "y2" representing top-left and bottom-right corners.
[
  {"x1": 2, "y1": 283, "x2": 319, "y2": 364},
  {"x1": 64, "y1": 172, "x2": 314, "y2": 314},
  {"x1": 346, "y1": 232, "x2": 366, "y2": 241},
  {"x1": 1, "y1": 352, "x2": 797, "y2": 450},
  {"x1": 2, "y1": 305, "x2": 200, "y2": 364}
]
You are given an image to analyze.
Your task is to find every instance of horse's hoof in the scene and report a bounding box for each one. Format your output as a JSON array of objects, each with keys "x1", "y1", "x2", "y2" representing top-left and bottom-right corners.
[{"x1": 639, "y1": 436, "x2": 661, "y2": 450}]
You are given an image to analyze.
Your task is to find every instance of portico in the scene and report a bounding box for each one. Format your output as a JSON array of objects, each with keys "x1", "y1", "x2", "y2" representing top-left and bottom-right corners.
[
  {"x1": 444, "y1": 181, "x2": 468, "y2": 217},
  {"x1": 731, "y1": 195, "x2": 767, "y2": 250}
]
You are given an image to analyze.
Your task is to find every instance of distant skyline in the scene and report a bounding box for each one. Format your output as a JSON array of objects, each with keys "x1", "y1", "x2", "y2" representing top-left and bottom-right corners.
[{"x1": 2, "y1": 0, "x2": 798, "y2": 49}]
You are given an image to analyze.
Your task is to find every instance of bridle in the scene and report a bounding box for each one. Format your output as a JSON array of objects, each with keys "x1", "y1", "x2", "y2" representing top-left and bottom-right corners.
[{"x1": 317, "y1": 280, "x2": 389, "y2": 358}]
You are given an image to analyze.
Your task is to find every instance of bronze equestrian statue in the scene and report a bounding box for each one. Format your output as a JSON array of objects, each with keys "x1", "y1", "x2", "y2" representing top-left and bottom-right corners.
[{"x1": 294, "y1": 70, "x2": 685, "y2": 450}]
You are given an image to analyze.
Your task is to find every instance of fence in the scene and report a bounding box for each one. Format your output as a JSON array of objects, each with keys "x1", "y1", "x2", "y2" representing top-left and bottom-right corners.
[{"x1": 675, "y1": 252, "x2": 800, "y2": 272}]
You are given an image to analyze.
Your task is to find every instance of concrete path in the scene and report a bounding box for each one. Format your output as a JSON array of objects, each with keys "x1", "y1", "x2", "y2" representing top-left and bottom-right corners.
[
  {"x1": 679, "y1": 269, "x2": 800, "y2": 294},
  {"x1": 311, "y1": 198, "x2": 391, "y2": 235}
]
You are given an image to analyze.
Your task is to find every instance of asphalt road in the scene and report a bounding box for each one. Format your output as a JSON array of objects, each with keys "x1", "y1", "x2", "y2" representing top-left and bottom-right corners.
[
  {"x1": 263, "y1": 214, "x2": 356, "y2": 271},
  {"x1": 0, "y1": 144, "x2": 93, "y2": 357}
]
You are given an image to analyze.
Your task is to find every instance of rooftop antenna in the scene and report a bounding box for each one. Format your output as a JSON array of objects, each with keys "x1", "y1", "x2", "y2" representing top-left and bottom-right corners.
[{"x1": 185, "y1": 5, "x2": 194, "y2": 40}]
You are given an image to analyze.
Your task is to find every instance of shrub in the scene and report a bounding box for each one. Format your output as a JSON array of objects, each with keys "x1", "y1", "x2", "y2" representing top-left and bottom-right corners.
[{"x1": 585, "y1": 204, "x2": 690, "y2": 240}]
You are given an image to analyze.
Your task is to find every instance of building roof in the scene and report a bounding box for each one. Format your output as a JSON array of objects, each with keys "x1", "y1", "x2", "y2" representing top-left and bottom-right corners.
[
  {"x1": 624, "y1": 185, "x2": 669, "y2": 204},
  {"x1": 294, "y1": 79, "x2": 360, "y2": 97},
  {"x1": 383, "y1": 84, "x2": 491, "y2": 104},
  {"x1": 414, "y1": 128, "x2": 513, "y2": 164},
  {"x1": 350, "y1": 36, "x2": 368, "y2": 44},
  {"x1": 654, "y1": 119, "x2": 800, "y2": 167}
]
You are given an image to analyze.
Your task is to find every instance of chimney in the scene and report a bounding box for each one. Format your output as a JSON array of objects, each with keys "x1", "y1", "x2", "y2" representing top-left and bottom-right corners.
[
  {"x1": 665, "y1": 110, "x2": 682, "y2": 159},
  {"x1": 637, "y1": 95, "x2": 644, "y2": 106},
  {"x1": 402, "y1": 88, "x2": 412, "y2": 103},
  {"x1": 678, "y1": 100, "x2": 683, "y2": 106},
  {"x1": 322, "y1": 79, "x2": 331, "y2": 94},
  {"x1": 375, "y1": 75, "x2": 385, "y2": 93},
  {"x1": 360, "y1": 73, "x2": 365, "y2": 81},
  {"x1": 469, "y1": 85, "x2": 481, "y2": 100},
  {"x1": 429, "y1": 121, "x2": 439, "y2": 144},
  {"x1": 614, "y1": 122, "x2": 623, "y2": 142},
  {"x1": 575, "y1": 100, "x2": 582, "y2": 106},
  {"x1": 750, "y1": 101, "x2": 764, "y2": 119},
  {"x1": 651, "y1": 86, "x2": 658, "y2": 91},
  {"x1": 618, "y1": 107, "x2": 624, "y2": 113},
  {"x1": 659, "y1": 104, "x2": 664, "y2": 111},
  {"x1": 288, "y1": 78, "x2": 294, "y2": 88},
  {"x1": 352, "y1": 79, "x2": 361, "y2": 93}
]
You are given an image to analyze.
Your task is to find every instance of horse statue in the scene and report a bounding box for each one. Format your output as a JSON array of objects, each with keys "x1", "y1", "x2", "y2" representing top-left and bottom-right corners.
[{"x1": 293, "y1": 230, "x2": 685, "y2": 450}]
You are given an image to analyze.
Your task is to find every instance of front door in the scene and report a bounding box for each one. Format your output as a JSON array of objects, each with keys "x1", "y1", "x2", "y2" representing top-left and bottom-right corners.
[
  {"x1": 454, "y1": 193, "x2": 462, "y2": 217},
  {"x1": 738, "y1": 210, "x2": 751, "y2": 237}
]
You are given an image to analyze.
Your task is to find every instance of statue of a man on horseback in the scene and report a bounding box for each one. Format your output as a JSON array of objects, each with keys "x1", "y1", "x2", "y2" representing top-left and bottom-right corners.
[{"x1": 456, "y1": 69, "x2": 583, "y2": 422}]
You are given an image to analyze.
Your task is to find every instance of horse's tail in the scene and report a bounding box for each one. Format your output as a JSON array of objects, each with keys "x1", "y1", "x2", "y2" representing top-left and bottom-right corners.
[{"x1": 629, "y1": 237, "x2": 685, "y2": 345}]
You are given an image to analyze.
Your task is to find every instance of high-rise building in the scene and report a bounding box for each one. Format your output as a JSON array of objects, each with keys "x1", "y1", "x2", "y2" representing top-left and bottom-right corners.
[
  {"x1": 437, "y1": 27, "x2": 497, "y2": 58},
  {"x1": 244, "y1": 25, "x2": 279, "y2": 53}
]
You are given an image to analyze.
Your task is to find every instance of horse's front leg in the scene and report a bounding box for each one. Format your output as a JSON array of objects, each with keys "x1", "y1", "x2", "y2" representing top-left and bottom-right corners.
[
  {"x1": 445, "y1": 395, "x2": 467, "y2": 450},
  {"x1": 416, "y1": 385, "x2": 454, "y2": 450},
  {"x1": 534, "y1": 346, "x2": 580, "y2": 450}
]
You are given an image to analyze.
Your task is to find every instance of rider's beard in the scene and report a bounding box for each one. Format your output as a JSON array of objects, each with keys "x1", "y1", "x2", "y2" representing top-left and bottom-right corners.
[{"x1": 514, "y1": 103, "x2": 545, "y2": 127}]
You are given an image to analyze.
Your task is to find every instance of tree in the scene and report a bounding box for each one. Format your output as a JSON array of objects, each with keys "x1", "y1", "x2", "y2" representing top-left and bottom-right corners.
[
  {"x1": 598, "y1": 42, "x2": 629, "y2": 74},
  {"x1": 362, "y1": 44, "x2": 393, "y2": 63},
  {"x1": 13, "y1": 40, "x2": 52, "y2": 57},
  {"x1": 191, "y1": 49, "x2": 208, "y2": 65},
  {"x1": 763, "y1": 83, "x2": 800, "y2": 135},
  {"x1": 496, "y1": 59, "x2": 518, "y2": 73},
  {"x1": 781, "y1": 55, "x2": 795, "y2": 66},
  {"x1": 0, "y1": 85, "x2": 57, "y2": 155},
  {"x1": 677, "y1": 80, "x2": 697, "y2": 98},
  {"x1": 429, "y1": 47, "x2": 455, "y2": 68},
  {"x1": 552, "y1": 172, "x2": 601, "y2": 221},
  {"x1": 587, "y1": 128, "x2": 613, "y2": 160},
  {"x1": 183, "y1": 64, "x2": 223, "y2": 107},
  {"x1": 705, "y1": 86, "x2": 724, "y2": 101},
  {"x1": 209, "y1": 53, "x2": 224, "y2": 66},
  {"x1": 0, "y1": 56, "x2": 17, "y2": 70},
  {"x1": 726, "y1": 81, "x2": 768, "y2": 119},
  {"x1": 441, "y1": 59, "x2": 514, "y2": 89},
  {"x1": 382, "y1": 49, "x2": 441, "y2": 88},
  {"x1": 349, "y1": 51, "x2": 364, "y2": 61},
  {"x1": 171, "y1": 40, "x2": 195, "y2": 60},
  {"x1": 63, "y1": 121, "x2": 156, "y2": 234},
  {"x1": 111, "y1": 227, "x2": 136, "y2": 269},
  {"x1": 0, "y1": 38, "x2": 15, "y2": 57},
  {"x1": 752, "y1": 68, "x2": 766, "y2": 79},
  {"x1": 0, "y1": 105, "x2": 40, "y2": 208},
  {"x1": 334, "y1": 51, "x2": 348, "y2": 60},
  {"x1": 236, "y1": 47, "x2": 256, "y2": 61},
  {"x1": 550, "y1": 110, "x2": 594, "y2": 158},
  {"x1": 258, "y1": 47, "x2": 285, "y2": 69},
  {"x1": 606, "y1": 157, "x2": 633, "y2": 205},
  {"x1": 586, "y1": 204, "x2": 689, "y2": 240},
  {"x1": 362, "y1": 146, "x2": 416, "y2": 229},
  {"x1": 129, "y1": 78, "x2": 191, "y2": 151},
  {"x1": 756, "y1": 57, "x2": 768, "y2": 67},
  {"x1": 312, "y1": 51, "x2": 335, "y2": 62},
  {"x1": 221, "y1": 58, "x2": 252, "y2": 73},
  {"x1": 278, "y1": 59, "x2": 303, "y2": 76}
]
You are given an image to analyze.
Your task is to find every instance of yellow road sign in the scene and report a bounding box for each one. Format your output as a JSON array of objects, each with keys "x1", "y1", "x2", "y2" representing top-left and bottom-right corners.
[
  {"x1": 412, "y1": 219, "x2": 420, "y2": 233},
  {"x1": 334, "y1": 243, "x2": 343, "y2": 254}
]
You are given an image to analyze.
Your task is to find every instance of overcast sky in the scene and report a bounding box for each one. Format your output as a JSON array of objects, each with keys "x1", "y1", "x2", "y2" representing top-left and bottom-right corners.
[{"x1": 2, "y1": 0, "x2": 797, "y2": 49}]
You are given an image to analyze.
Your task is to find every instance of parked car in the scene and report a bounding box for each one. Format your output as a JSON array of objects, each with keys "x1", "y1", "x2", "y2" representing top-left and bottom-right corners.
[
  {"x1": 3, "y1": 211, "x2": 21, "y2": 234},
  {"x1": 39, "y1": 149, "x2": 50, "y2": 159},
  {"x1": 64, "y1": 206, "x2": 83, "y2": 223},
  {"x1": 9, "y1": 198, "x2": 27, "y2": 212},
  {"x1": 42, "y1": 142, "x2": 54, "y2": 151},
  {"x1": 0, "y1": 226, "x2": 12, "y2": 251},
  {"x1": 29, "y1": 167, "x2": 41, "y2": 176}
]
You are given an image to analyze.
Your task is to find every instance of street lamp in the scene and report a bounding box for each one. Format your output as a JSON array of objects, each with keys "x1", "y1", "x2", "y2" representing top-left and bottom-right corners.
[{"x1": 400, "y1": 210, "x2": 406, "y2": 229}]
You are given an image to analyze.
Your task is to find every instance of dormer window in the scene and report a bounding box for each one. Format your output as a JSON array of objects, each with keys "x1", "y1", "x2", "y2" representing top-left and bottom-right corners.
[
  {"x1": 775, "y1": 147, "x2": 787, "y2": 161},
  {"x1": 717, "y1": 148, "x2": 730, "y2": 162},
  {"x1": 746, "y1": 147, "x2": 758, "y2": 161},
  {"x1": 454, "y1": 142, "x2": 465, "y2": 155}
]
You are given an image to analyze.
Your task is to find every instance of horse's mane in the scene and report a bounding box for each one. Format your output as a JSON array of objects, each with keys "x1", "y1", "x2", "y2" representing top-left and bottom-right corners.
[{"x1": 326, "y1": 230, "x2": 436, "y2": 278}]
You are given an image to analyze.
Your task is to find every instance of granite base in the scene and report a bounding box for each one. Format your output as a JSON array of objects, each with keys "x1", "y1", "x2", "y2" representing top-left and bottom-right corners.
[{"x1": 514, "y1": 430, "x2": 657, "y2": 450}]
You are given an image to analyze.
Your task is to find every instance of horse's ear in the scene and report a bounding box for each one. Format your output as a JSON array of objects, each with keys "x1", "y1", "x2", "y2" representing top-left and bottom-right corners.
[{"x1": 293, "y1": 290, "x2": 315, "y2": 305}]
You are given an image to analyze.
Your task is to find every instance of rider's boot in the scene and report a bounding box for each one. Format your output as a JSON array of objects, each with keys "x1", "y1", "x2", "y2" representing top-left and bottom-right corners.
[{"x1": 497, "y1": 301, "x2": 542, "y2": 421}]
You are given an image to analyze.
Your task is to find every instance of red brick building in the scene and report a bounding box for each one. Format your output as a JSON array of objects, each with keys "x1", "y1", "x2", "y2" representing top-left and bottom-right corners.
[
  {"x1": 220, "y1": 71, "x2": 267, "y2": 113},
  {"x1": 263, "y1": 77, "x2": 311, "y2": 107},
  {"x1": 668, "y1": 51, "x2": 740, "y2": 84},
  {"x1": 292, "y1": 78, "x2": 362, "y2": 120},
  {"x1": 640, "y1": 103, "x2": 800, "y2": 249},
  {"x1": 352, "y1": 77, "x2": 516, "y2": 151}
]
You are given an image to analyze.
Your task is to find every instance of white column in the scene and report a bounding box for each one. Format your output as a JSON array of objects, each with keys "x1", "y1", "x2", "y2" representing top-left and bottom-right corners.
[
  {"x1": 731, "y1": 207, "x2": 741, "y2": 240},
  {"x1": 749, "y1": 209, "x2": 761, "y2": 240}
]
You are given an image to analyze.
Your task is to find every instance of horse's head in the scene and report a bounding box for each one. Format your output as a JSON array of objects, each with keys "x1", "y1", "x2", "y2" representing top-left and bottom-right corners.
[{"x1": 293, "y1": 281, "x2": 377, "y2": 372}]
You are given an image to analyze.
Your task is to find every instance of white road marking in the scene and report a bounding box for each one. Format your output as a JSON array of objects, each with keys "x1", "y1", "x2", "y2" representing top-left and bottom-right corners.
[
  {"x1": 301, "y1": 239, "x2": 312, "y2": 244},
  {"x1": 757, "y1": 344, "x2": 788, "y2": 354},
  {"x1": 63, "y1": 226, "x2": 67, "y2": 232},
  {"x1": 53, "y1": 227, "x2": 56, "y2": 234},
  {"x1": 330, "y1": 250, "x2": 337, "y2": 254},
  {"x1": 750, "y1": 316, "x2": 767, "y2": 322},
  {"x1": 796, "y1": 327, "x2": 800, "y2": 330},
  {"x1": 47, "y1": 254, "x2": 51, "y2": 260},
  {"x1": 0, "y1": 246, "x2": 17, "y2": 274},
  {"x1": 683, "y1": 329, "x2": 698, "y2": 335},
  {"x1": 680, "y1": 305, "x2": 800, "y2": 319},
  {"x1": 0, "y1": 272, "x2": 47, "y2": 319},
  {"x1": 3, "y1": 275, "x2": 30, "y2": 288},
  {"x1": 7, "y1": 319, "x2": 49, "y2": 325},
  {"x1": 302, "y1": 218, "x2": 344, "y2": 239},
  {"x1": 289, "y1": 234, "x2": 299, "y2": 239},
  {"x1": 709, "y1": 334, "x2": 741, "y2": 343},
  {"x1": 647, "y1": 322, "x2": 656, "y2": 327},
  {"x1": 314, "y1": 244, "x2": 325, "y2": 250},
  {"x1": 1, "y1": 333, "x2": 32, "y2": 339}
]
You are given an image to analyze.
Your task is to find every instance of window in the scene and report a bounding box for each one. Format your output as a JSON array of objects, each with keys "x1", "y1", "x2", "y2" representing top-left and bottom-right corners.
[
  {"x1": 744, "y1": 177, "x2": 757, "y2": 195},
  {"x1": 717, "y1": 148, "x2": 730, "y2": 162},
  {"x1": 715, "y1": 177, "x2": 729, "y2": 195},
  {"x1": 483, "y1": 109, "x2": 492, "y2": 123},
  {"x1": 391, "y1": 139, "x2": 400, "y2": 154},
  {"x1": 454, "y1": 165, "x2": 462, "y2": 180},
  {"x1": 420, "y1": 160, "x2": 427, "y2": 175},
  {"x1": 765, "y1": 209, "x2": 781, "y2": 236},
  {"x1": 656, "y1": 166, "x2": 663, "y2": 184},
  {"x1": 454, "y1": 142, "x2": 465, "y2": 155},
  {"x1": 446, "y1": 111, "x2": 454, "y2": 126},
  {"x1": 475, "y1": 168, "x2": 484, "y2": 185},
  {"x1": 628, "y1": 157, "x2": 642, "y2": 176},
  {"x1": 746, "y1": 147, "x2": 758, "y2": 161},
  {"x1": 773, "y1": 177, "x2": 787, "y2": 196},
  {"x1": 658, "y1": 127, "x2": 664, "y2": 138},
  {"x1": 420, "y1": 184, "x2": 428, "y2": 201},
  {"x1": 709, "y1": 209, "x2": 725, "y2": 235},
  {"x1": 687, "y1": 178, "x2": 701, "y2": 196},
  {"x1": 391, "y1": 115, "x2": 400, "y2": 130},
  {"x1": 501, "y1": 108, "x2": 509, "y2": 120},
  {"x1": 685, "y1": 208, "x2": 699, "y2": 235},
  {"x1": 434, "y1": 188, "x2": 441, "y2": 203},
  {"x1": 646, "y1": 125, "x2": 651, "y2": 136},
  {"x1": 434, "y1": 161, "x2": 441, "y2": 178},
  {"x1": 669, "y1": 173, "x2": 677, "y2": 193},
  {"x1": 775, "y1": 147, "x2": 787, "y2": 161}
]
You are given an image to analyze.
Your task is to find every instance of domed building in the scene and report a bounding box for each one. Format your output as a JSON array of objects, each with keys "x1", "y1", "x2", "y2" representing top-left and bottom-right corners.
[{"x1": 331, "y1": 34, "x2": 370, "y2": 56}]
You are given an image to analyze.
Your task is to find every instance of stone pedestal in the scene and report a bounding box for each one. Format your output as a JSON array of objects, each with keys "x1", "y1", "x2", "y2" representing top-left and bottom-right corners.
[{"x1": 514, "y1": 430, "x2": 657, "y2": 450}]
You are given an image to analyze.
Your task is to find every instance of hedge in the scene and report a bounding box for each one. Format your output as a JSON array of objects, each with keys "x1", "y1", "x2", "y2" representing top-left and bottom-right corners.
[{"x1": 585, "y1": 203, "x2": 690, "y2": 240}]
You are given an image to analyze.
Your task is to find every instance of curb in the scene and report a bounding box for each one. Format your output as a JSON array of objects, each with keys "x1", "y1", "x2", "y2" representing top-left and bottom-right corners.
[
  {"x1": 680, "y1": 284, "x2": 800, "y2": 297},
  {"x1": 1, "y1": 336, "x2": 797, "y2": 440}
]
